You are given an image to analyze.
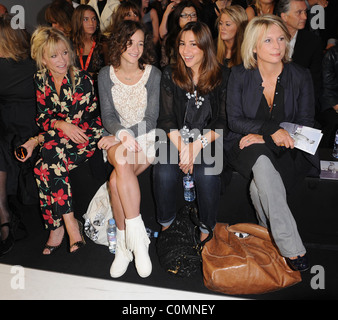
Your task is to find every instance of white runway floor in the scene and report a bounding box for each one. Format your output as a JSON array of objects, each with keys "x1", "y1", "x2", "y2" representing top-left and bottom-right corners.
[{"x1": 0, "y1": 263, "x2": 240, "y2": 300}]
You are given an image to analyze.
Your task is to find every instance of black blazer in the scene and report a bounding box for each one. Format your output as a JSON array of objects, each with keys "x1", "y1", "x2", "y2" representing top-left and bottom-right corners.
[
  {"x1": 158, "y1": 65, "x2": 230, "y2": 138},
  {"x1": 225, "y1": 62, "x2": 319, "y2": 170},
  {"x1": 292, "y1": 29, "x2": 323, "y2": 101}
]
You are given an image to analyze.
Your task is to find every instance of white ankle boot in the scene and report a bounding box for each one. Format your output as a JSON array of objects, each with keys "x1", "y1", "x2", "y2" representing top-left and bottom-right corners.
[
  {"x1": 125, "y1": 215, "x2": 152, "y2": 278},
  {"x1": 110, "y1": 228, "x2": 133, "y2": 278}
]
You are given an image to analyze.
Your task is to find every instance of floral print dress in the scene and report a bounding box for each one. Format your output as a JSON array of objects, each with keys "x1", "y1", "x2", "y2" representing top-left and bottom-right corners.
[{"x1": 34, "y1": 68, "x2": 103, "y2": 230}]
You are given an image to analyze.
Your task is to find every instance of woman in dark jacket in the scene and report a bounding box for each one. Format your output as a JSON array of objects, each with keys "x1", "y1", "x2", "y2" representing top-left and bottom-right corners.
[
  {"x1": 0, "y1": 15, "x2": 38, "y2": 257},
  {"x1": 154, "y1": 21, "x2": 229, "y2": 241},
  {"x1": 225, "y1": 15, "x2": 319, "y2": 271},
  {"x1": 318, "y1": 45, "x2": 338, "y2": 147}
]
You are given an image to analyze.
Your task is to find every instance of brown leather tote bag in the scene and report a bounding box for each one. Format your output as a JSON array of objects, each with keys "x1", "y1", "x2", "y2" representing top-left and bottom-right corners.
[{"x1": 202, "y1": 223, "x2": 302, "y2": 295}]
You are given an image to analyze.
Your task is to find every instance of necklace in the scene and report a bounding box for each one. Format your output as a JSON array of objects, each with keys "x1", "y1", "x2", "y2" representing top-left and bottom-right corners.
[{"x1": 116, "y1": 68, "x2": 143, "y2": 82}]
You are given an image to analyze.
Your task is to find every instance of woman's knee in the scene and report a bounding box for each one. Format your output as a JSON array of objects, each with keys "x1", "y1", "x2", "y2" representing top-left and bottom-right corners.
[
  {"x1": 113, "y1": 161, "x2": 134, "y2": 178},
  {"x1": 252, "y1": 155, "x2": 283, "y2": 192},
  {"x1": 252, "y1": 155, "x2": 277, "y2": 179}
]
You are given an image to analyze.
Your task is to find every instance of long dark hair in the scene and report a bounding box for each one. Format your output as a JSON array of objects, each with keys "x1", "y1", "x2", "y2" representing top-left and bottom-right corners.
[
  {"x1": 164, "y1": 0, "x2": 200, "y2": 60},
  {"x1": 71, "y1": 4, "x2": 103, "y2": 72},
  {"x1": 172, "y1": 21, "x2": 221, "y2": 95},
  {"x1": 108, "y1": 20, "x2": 155, "y2": 69}
]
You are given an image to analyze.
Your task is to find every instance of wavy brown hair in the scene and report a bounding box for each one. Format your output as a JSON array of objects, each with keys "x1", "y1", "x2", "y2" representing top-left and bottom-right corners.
[
  {"x1": 0, "y1": 14, "x2": 30, "y2": 61},
  {"x1": 172, "y1": 21, "x2": 221, "y2": 95},
  {"x1": 108, "y1": 20, "x2": 155, "y2": 70}
]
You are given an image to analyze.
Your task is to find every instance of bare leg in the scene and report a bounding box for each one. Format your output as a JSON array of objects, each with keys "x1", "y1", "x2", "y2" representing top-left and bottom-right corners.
[
  {"x1": 107, "y1": 144, "x2": 153, "y2": 278},
  {"x1": 107, "y1": 143, "x2": 152, "y2": 225},
  {"x1": 108, "y1": 170, "x2": 126, "y2": 231},
  {"x1": 63, "y1": 212, "x2": 84, "y2": 253}
]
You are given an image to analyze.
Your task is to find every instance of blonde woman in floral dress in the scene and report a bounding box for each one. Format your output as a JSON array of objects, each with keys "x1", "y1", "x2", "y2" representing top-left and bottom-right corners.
[{"x1": 31, "y1": 27, "x2": 103, "y2": 255}]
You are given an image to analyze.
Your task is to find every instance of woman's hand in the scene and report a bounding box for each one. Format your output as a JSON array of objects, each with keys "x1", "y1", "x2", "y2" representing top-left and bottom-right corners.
[
  {"x1": 15, "y1": 139, "x2": 37, "y2": 162},
  {"x1": 98, "y1": 136, "x2": 120, "y2": 150},
  {"x1": 239, "y1": 134, "x2": 265, "y2": 149},
  {"x1": 119, "y1": 131, "x2": 141, "y2": 153},
  {"x1": 56, "y1": 121, "x2": 88, "y2": 144},
  {"x1": 271, "y1": 129, "x2": 295, "y2": 148},
  {"x1": 179, "y1": 140, "x2": 203, "y2": 174}
]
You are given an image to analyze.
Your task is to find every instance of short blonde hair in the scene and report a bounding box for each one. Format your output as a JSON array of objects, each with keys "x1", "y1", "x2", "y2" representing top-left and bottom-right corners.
[
  {"x1": 31, "y1": 26, "x2": 75, "y2": 71},
  {"x1": 241, "y1": 14, "x2": 291, "y2": 69}
]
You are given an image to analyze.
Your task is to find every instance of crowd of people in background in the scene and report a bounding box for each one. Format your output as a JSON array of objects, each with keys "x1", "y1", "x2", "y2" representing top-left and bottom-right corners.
[{"x1": 0, "y1": 0, "x2": 337, "y2": 279}]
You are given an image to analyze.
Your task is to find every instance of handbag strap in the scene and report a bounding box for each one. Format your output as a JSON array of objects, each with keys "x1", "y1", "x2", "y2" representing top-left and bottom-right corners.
[
  {"x1": 186, "y1": 203, "x2": 213, "y2": 249},
  {"x1": 227, "y1": 223, "x2": 270, "y2": 241}
]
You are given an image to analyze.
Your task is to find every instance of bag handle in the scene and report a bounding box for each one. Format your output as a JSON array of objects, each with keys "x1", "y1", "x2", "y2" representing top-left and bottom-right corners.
[
  {"x1": 186, "y1": 203, "x2": 213, "y2": 248},
  {"x1": 227, "y1": 223, "x2": 271, "y2": 241}
]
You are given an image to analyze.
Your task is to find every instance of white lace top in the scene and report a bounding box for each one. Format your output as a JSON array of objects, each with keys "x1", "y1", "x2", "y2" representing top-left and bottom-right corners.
[{"x1": 109, "y1": 64, "x2": 156, "y2": 158}]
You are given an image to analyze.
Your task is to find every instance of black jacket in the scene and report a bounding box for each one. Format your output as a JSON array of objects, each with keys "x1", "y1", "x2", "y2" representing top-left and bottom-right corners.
[
  {"x1": 292, "y1": 29, "x2": 323, "y2": 104},
  {"x1": 319, "y1": 45, "x2": 338, "y2": 112},
  {"x1": 158, "y1": 65, "x2": 230, "y2": 138},
  {"x1": 225, "y1": 62, "x2": 319, "y2": 171}
]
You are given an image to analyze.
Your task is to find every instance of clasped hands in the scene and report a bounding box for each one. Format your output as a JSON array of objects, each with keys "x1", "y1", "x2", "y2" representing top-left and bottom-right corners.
[
  {"x1": 179, "y1": 140, "x2": 203, "y2": 174},
  {"x1": 239, "y1": 128, "x2": 295, "y2": 149}
]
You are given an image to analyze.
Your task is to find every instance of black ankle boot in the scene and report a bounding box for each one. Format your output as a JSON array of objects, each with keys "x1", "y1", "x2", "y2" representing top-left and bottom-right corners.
[{"x1": 0, "y1": 223, "x2": 14, "y2": 257}]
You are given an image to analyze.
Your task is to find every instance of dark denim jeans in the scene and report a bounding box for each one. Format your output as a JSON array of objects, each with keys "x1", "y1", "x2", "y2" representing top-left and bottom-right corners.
[{"x1": 152, "y1": 142, "x2": 221, "y2": 232}]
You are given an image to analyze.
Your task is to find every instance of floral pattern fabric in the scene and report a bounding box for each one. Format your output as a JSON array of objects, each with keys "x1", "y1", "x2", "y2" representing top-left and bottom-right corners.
[{"x1": 34, "y1": 68, "x2": 103, "y2": 230}]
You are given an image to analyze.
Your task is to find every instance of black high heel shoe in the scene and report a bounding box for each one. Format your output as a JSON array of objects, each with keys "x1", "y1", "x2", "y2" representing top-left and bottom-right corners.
[
  {"x1": 69, "y1": 220, "x2": 86, "y2": 254},
  {"x1": 43, "y1": 237, "x2": 65, "y2": 255},
  {"x1": 0, "y1": 223, "x2": 15, "y2": 257},
  {"x1": 43, "y1": 227, "x2": 65, "y2": 255}
]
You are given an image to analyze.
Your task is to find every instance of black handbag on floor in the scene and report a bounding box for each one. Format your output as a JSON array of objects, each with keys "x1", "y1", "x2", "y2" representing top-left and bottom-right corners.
[{"x1": 156, "y1": 203, "x2": 213, "y2": 277}]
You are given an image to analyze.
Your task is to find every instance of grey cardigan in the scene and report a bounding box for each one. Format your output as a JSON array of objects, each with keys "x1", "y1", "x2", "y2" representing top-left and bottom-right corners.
[{"x1": 98, "y1": 65, "x2": 161, "y2": 138}]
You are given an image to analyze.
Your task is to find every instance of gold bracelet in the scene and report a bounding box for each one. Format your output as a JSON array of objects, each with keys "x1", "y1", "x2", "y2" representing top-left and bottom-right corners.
[{"x1": 29, "y1": 136, "x2": 39, "y2": 147}]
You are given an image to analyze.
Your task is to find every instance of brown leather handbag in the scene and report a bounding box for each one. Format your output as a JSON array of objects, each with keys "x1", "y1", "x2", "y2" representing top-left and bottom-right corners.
[{"x1": 202, "y1": 223, "x2": 302, "y2": 295}]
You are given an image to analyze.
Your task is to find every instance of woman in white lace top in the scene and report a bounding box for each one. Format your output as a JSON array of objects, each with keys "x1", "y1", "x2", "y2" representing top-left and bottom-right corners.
[{"x1": 98, "y1": 20, "x2": 161, "y2": 279}]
